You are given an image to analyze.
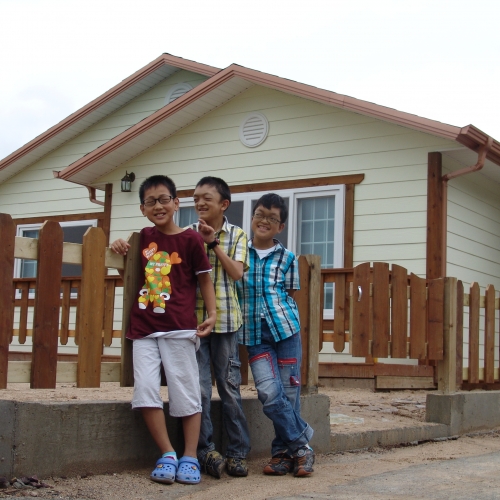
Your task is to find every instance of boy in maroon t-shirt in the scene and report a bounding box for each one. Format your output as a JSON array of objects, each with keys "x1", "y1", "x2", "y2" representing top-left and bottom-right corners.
[{"x1": 111, "y1": 175, "x2": 216, "y2": 485}]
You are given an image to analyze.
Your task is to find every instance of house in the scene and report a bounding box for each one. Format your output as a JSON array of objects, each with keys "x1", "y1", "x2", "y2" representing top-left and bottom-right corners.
[{"x1": 2, "y1": 53, "x2": 499, "y2": 365}]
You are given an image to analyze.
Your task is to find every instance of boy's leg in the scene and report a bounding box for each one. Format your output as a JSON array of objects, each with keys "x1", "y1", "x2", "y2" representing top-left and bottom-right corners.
[
  {"x1": 141, "y1": 408, "x2": 175, "y2": 453},
  {"x1": 211, "y1": 331, "x2": 251, "y2": 470},
  {"x1": 181, "y1": 412, "x2": 201, "y2": 458},
  {"x1": 196, "y1": 336, "x2": 222, "y2": 476},
  {"x1": 133, "y1": 338, "x2": 173, "y2": 452},
  {"x1": 248, "y1": 321, "x2": 313, "y2": 456}
]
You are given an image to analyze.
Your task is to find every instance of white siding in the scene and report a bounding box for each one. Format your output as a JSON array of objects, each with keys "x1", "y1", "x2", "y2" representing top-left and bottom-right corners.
[
  {"x1": 99, "y1": 85, "x2": 458, "y2": 276},
  {"x1": 0, "y1": 70, "x2": 208, "y2": 219},
  {"x1": 444, "y1": 155, "x2": 500, "y2": 288}
]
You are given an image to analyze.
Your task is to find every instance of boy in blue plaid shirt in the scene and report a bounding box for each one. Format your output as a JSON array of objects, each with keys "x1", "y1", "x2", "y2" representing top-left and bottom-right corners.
[{"x1": 237, "y1": 193, "x2": 315, "y2": 477}]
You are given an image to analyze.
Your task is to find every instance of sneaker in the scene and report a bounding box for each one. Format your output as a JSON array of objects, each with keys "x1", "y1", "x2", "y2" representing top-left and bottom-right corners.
[
  {"x1": 292, "y1": 446, "x2": 315, "y2": 477},
  {"x1": 226, "y1": 457, "x2": 248, "y2": 477},
  {"x1": 263, "y1": 452, "x2": 294, "y2": 476},
  {"x1": 200, "y1": 450, "x2": 225, "y2": 479}
]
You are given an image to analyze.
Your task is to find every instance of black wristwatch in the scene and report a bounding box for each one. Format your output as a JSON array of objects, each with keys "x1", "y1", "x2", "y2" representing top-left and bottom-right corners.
[{"x1": 207, "y1": 238, "x2": 220, "y2": 250}]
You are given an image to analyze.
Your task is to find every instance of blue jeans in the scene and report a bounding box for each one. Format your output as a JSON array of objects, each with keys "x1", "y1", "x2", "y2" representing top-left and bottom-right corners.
[
  {"x1": 247, "y1": 320, "x2": 313, "y2": 456},
  {"x1": 197, "y1": 331, "x2": 251, "y2": 460}
]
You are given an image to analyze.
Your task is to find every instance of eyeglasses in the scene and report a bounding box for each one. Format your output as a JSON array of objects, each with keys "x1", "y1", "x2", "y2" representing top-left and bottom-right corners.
[
  {"x1": 253, "y1": 213, "x2": 281, "y2": 225},
  {"x1": 142, "y1": 195, "x2": 174, "y2": 207}
]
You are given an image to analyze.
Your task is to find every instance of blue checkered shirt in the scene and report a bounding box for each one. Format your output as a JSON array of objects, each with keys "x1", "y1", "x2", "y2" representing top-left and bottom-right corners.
[{"x1": 237, "y1": 239, "x2": 300, "y2": 346}]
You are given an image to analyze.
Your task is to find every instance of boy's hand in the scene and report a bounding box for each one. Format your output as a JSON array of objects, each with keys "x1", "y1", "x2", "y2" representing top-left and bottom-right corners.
[
  {"x1": 196, "y1": 315, "x2": 216, "y2": 337},
  {"x1": 197, "y1": 219, "x2": 216, "y2": 244},
  {"x1": 110, "y1": 238, "x2": 130, "y2": 255}
]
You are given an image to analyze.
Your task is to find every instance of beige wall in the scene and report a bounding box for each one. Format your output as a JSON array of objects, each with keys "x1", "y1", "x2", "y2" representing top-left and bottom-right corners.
[
  {"x1": 0, "y1": 70, "x2": 208, "y2": 219},
  {"x1": 99, "y1": 85, "x2": 458, "y2": 277}
]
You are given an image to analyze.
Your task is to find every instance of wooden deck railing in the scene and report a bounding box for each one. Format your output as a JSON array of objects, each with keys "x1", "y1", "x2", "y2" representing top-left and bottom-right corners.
[{"x1": 320, "y1": 264, "x2": 500, "y2": 392}]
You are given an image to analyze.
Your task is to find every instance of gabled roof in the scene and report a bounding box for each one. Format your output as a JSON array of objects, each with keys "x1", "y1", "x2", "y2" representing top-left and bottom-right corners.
[
  {"x1": 0, "y1": 54, "x2": 220, "y2": 183},
  {"x1": 53, "y1": 63, "x2": 500, "y2": 188}
]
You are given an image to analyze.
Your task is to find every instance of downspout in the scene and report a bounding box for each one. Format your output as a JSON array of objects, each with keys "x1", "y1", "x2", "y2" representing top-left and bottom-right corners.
[
  {"x1": 52, "y1": 170, "x2": 105, "y2": 206},
  {"x1": 441, "y1": 136, "x2": 493, "y2": 277}
]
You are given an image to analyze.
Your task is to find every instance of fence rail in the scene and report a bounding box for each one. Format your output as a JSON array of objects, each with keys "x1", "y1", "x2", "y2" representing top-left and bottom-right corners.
[{"x1": 2, "y1": 211, "x2": 499, "y2": 393}]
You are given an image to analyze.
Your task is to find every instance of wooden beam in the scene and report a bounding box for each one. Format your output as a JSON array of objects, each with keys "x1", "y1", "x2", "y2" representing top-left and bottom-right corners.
[
  {"x1": 376, "y1": 376, "x2": 435, "y2": 390},
  {"x1": 0, "y1": 213, "x2": 16, "y2": 389},
  {"x1": 176, "y1": 174, "x2": 365, "y2": 198},
  {"x1": 426, "y1": 152, "x2": 443, "y2": 279},
  {"x1": 13, "y1": 212, "x2": 104, "y2": 225}
]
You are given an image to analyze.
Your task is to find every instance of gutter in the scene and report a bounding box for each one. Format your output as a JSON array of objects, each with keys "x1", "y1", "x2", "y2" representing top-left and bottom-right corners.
[
  {"x1": 52, "y1": 170, "x2": 105, "y2": 207},
  {"x1": 441, "y1": 136, "x2": 493, "y2": 276}
]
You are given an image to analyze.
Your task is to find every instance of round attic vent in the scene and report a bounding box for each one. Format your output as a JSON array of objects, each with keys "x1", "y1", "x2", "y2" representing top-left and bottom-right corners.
[
  {"x1": 164, "y1": 83, "x2": 193, "y2": 105},
  {"x1": 239, "y1": 112, "x2": 269, "y2": 148}
]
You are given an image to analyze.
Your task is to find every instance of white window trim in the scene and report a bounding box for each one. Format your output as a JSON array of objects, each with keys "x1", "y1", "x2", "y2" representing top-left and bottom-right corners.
[
  {"x1": 14, "y1": 220, "x2": 98, "y2": 298},
  {"x1": 179, "y1": 184, "x2": 344, "y2": 261}
]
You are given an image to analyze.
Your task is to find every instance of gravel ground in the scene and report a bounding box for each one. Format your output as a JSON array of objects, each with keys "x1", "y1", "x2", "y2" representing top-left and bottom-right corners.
[{"x1": 0, "y1": 382, "x2": 442, "y2": 499}]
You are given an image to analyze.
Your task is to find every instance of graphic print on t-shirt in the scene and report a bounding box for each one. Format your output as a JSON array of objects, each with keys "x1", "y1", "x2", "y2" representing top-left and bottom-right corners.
[{"x1": 138, "y1": 242, "x2": 182, "y2": 314}]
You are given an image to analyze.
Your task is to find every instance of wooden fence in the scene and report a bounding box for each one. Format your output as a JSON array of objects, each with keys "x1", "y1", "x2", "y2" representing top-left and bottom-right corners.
[
  {"x1": 319, "y1": 264, "x2": 500, "y2": 392},
  {"x1": 0, "y1": 214, "x2": 320, "y2": 391},
  {"x1": 2, "y1": 211, "x2": 498, "y2": 393}
]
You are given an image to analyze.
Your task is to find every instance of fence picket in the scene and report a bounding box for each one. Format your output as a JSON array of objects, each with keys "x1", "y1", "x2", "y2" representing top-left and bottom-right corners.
[
  {"x1": 60, "y1": 280, "x2": 71, "y2": 345},
  {"x1": 427, "y1": 278, "x2": 444, "y2": 360},
  {"x1": 31, "y1": 221, "x2": 63, "y2": 389},
  {"x1": 391, "y1": 264, "x2": 408, "y2": 358},
  {"x1": 468, "y1": 282, "x2": 480, "y2": 384},
  {"x1": 409, "y1": 273, "x2": 426, "y2": 359},
  {"x1": 77, "y1": 227, "x2": 106, "y2": 388},
  {"x1": 352, "y1": 262, "x2": 370, "y2": 357},
  {"x1": 103, "y1": 278, "x2": 116, "y2": 347},
  {"x1": 484, "y1": 285, "x2": 496, "y2": 384},
  {"x1": 0, "y1": 213, "x2": 16, "y2": 389},
  {"x1": 456, "y1": 281, "x2": 464, "y2": 388},
  {"x1": 372, "y1": 262, "x2": 389, "y2": 358},
  {"x1": 333, "y1": 273, "x2": 346, "y2": 353},
  {"x1": 297, "y1": 256, "x2": 311, "y2": 385},
  {"x1": 18, "y1": 282, "x2": 30, "y2": 344}
]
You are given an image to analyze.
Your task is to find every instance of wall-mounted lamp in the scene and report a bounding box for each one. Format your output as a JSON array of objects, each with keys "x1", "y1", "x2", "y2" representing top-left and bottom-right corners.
[{"x1": 121, "y1": 171, "x2": 135, "y2": 192}]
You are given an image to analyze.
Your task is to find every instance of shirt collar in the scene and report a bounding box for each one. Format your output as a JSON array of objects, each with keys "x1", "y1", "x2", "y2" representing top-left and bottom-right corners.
[{"x1": 248, "y1": 238, "x2": 284, "y2": 251}]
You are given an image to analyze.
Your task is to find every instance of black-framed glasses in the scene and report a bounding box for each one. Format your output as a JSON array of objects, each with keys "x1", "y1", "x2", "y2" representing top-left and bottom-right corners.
[
  {"x1": 142, "y1": 195, "x2": 174, "y2": 207},
  {"x1": 253, "y1": 213, "x2": 281, "y2": 225}
]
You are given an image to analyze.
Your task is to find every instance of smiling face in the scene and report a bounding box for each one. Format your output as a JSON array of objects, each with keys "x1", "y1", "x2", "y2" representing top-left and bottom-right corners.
[
  {"x1": 251, "y1": 204, "x2": 285, "y2": 249},
  {"x1": 193, "y1": 184, "x2": 229, "y2": 228},
  {"x1": 140, "y1": 185, "x2": 179, "y2": 234}
]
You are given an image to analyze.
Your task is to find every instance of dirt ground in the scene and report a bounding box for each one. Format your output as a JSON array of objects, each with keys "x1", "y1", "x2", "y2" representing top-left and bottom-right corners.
[{"x1": 2, "y1": 383, "x2": 497, "y2": 499}]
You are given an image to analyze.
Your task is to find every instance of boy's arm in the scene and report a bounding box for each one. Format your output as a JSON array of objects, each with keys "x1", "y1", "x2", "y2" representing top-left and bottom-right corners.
[
  {"x1": 197, "y1": 219, "x2": 244, "y2": 281},
  {"x1": 110, "y1": 238, "x2": 131, "y2": 278},
  {"x1": 196, "y1": 272, "x2": 217, "y2": 337}
]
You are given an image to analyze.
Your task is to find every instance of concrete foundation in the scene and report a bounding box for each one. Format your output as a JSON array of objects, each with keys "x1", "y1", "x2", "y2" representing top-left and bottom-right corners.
[
  {"x1": 0, "y1": 394, "x2": 330, "y2": 478},
  {"x1": 426, "y1": 390, "x2": 500, "y2": 435}
]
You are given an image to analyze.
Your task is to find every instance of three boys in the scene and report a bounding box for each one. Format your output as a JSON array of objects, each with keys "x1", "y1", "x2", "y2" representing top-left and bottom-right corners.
[{"x1": 113, "y1": 176, "x2": 313, "y2": 484}]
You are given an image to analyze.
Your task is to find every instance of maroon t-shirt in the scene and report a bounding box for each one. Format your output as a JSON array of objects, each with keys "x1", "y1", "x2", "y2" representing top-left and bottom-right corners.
[{"x1": 127, "y1": 227, "x2": 211, "y2": 340}]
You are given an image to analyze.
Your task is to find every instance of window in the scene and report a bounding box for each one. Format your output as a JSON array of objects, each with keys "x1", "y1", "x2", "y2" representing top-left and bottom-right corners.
[
  {"x1": 15, "y1": 220, "x2": 98, "y2": 279},
  {"x1": 178, "y1": 185, "x2": 344, "y2": 314}
]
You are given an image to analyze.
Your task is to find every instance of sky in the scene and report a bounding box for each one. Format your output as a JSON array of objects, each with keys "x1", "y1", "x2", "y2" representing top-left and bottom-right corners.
[{"x1": 1, "y1": 0, "x2": 499, "y2": 160}]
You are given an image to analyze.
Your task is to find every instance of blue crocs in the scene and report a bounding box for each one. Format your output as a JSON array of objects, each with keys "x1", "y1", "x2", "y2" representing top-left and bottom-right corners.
[
  {"x1": 150, "y1": 455, "x2": 178, "y2": 484},
  {"x1": 176, "y1": 456, "x2": 201, "y2": 484}
]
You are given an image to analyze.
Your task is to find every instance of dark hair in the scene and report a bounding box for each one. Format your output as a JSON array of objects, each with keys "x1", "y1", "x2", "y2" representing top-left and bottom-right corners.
[
  {"x1": 196, "y1": 176, "x2": 231, "y2": 204},
  {"x1": 253, "y1": 193, "x2": 288, "y2": 223},
  {"x1": 139, "y1": 175, "x2": 177, "y2": 202}
]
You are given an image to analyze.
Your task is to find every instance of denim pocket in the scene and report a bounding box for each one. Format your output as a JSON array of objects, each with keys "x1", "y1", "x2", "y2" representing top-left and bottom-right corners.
[
  {"x1": 227, "y1": 357, "x2": 242, "y2": 389},
  {"x1": 277, "y1": 358, "x2": 299, "y2": 388}
]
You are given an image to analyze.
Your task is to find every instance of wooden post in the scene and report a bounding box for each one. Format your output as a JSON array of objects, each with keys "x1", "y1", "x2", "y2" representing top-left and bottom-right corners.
[
  {"x1": 31, "y1": 221, "x2": 63, "y2": 389},
  {"x1": 0, "y1": 214, "x2": 16, "y2": 389},
  {"x1": 77, "y1": 227, "x2": 106, "y2": 388},
  {"x1": 120, "y1": 232, "x2": 141, "y2": 387},
  {"x1": 296, "y1": 256, "x2": 310, "y2": 387},
  {"x1": 437, "y1": 277, "x2": 457, "y2": 393},
  {"x1": 305, "y1": 254, "x2": 321, "y2": 393}
]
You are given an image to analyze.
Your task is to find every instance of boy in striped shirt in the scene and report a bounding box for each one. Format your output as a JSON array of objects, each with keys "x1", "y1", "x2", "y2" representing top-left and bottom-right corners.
[
  {"x1": 188, "y1": 176, "x2": 251, "y2": 478},
  {"x1": 237, "y1": 193, "x2": 315, "y2": 477}
]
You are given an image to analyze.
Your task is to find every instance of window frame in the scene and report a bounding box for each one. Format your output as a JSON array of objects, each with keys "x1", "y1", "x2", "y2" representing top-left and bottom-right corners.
[{"x1": 14, "y1": 219, "x2": 98, "y2": 298}]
